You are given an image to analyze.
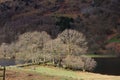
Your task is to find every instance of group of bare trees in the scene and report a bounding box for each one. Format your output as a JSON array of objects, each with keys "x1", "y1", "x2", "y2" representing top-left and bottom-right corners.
[
  {"x1": 0, "y1": 29, "x2": 96, "y2": 71},
  {"x1": 62, "y1": 55, "x2": 96, "y2": 71}
]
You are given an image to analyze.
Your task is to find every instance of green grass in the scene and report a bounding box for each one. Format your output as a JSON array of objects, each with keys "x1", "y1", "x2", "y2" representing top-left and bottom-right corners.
[
  {"x1": 28, "y1": 66, "x2": 78, "y2": 79},
  {"x1": 8, "y1": 65, "x2": 120, "y2": 80},
  {"x1": 107, "y1": 39, "x2": 120, "y2": 43},
  {"x1": 106, "y1": 35, "x2": 120, "y2": 43},
  {"x1": 84, "y1": 54, "x2": 117, "y2": 58},
  {"x1": 9, "y1": 65, "x2": 94, "y2": 79},
  {"x1": 8, "y1": 66, "x2": 79, "y2": 79}
]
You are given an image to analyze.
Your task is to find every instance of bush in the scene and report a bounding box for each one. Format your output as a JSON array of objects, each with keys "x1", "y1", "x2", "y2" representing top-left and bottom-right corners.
[
  {"x1": 62, "y1": 55, "x2": 84, "y2": 70},
  {"x1": 62, "y1": 55, "x2": 97, "y2": 71},
  {"x1": 81, "y1": 56, "x2": 97, "y2": 71}
]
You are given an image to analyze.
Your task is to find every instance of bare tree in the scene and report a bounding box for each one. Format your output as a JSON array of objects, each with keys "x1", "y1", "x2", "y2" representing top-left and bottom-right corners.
[
  {"x1": 0, "y1": 42, "x2": 18, "y2": 59},
  {"x1": 43, "y1": 38, "x2": 67, "y2": 66},
  {"x1": 58, "y1": 29, "x2": 88, "y2": 55},
  {"x1": 0, "y1": 43, "x2": 9, "y2": 58},
  {"x1": 15, "y1": 31, "x2": 51, "y2": 63}
]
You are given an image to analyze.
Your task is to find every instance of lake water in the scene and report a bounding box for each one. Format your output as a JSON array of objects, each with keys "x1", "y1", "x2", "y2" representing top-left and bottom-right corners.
[
  {"x1": 94, "y1": 58, "x2": 120, "y2": 76},
  {"x1": 0, "y1": 58, "x2": 15, "y2": 66}
]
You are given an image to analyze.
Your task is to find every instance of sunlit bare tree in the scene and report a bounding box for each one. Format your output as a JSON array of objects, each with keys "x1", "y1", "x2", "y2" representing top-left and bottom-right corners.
[{"x1": 58, "y1": 29, "x2": 88, "y2": 55}]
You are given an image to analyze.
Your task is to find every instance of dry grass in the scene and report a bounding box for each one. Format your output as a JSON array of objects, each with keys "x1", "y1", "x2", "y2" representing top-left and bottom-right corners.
[{"x1": 5, "y1": 70, "x2": 74, "y2": 80}]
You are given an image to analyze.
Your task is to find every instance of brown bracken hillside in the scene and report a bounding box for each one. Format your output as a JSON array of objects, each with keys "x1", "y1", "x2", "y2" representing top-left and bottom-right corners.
[{"x1": 0, "y1": 0, "x2": 120, "y2": 56}]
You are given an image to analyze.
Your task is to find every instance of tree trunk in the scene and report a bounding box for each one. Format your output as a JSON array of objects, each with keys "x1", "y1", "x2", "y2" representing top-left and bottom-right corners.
[{"x1": 82, "y1": 68, "x2": 86, "y2": 72}]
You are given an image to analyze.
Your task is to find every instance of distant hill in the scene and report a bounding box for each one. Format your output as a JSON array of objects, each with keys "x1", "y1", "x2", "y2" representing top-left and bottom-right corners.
[{"x1": 0, "y1": 0, "x2": 120, "y2": 55}]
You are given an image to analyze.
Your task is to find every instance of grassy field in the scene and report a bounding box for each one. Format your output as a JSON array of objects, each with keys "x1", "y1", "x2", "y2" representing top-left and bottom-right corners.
[
  {"x1": 7, "y1": 65, "x2": 120, "y2": 80},
  {"x1": 106, "y1": 35, "x2": 120, "y2": 43},
  {"x1": 84, "y1": 54, "x2": 117, "y2": 58}
]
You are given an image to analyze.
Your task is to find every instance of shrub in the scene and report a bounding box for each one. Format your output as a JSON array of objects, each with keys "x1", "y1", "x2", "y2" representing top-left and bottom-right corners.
[
  {"x1": 81, "y1": 56, "x2": 97, "y2": 71},
  {"x1": 62, "y1": 55, "x2": 97, "y2": 71},
  {"x1": 62, "y1": 55, "x2": 84, "y2": 70}
]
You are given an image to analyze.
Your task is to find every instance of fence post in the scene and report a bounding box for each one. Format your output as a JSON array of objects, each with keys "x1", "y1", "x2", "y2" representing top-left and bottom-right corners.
[{"x1": 3, "y1": 66, "x2": 5, "y2": 80}]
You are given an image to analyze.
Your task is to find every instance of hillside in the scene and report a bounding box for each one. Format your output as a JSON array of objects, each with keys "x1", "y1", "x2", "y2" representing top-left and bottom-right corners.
[{"x1": 0, "y1": 0, "x2": 120, "y2": 56}]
